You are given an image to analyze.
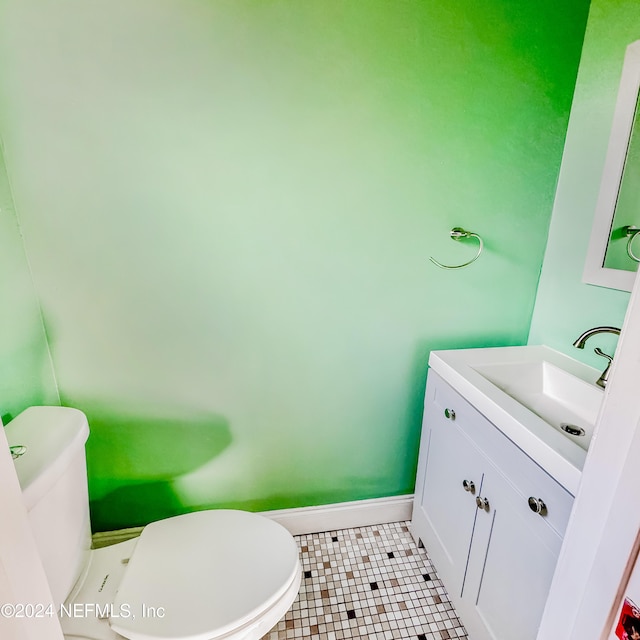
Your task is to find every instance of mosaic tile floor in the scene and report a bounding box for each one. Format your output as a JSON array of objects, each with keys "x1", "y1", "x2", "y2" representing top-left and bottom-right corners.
[{"x1": 262, "y1": 521, "x2": 468, "y2": 640}]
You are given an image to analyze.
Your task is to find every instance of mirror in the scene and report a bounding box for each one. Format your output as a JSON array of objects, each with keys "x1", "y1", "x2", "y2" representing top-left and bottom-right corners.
[{"x1": 583, "y1": 40, "x2": 640, "y2": 292}]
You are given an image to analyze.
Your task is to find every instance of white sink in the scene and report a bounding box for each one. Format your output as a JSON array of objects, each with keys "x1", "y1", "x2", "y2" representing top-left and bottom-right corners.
[
  {"x1": 429, "y1": 345, "x2": 605, "y2": 494},
  {"x1": 472, "y1": 360, "x2": 601, "y2": 451}
]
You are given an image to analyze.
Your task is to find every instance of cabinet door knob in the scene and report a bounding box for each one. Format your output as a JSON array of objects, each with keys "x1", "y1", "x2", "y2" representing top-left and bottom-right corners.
[
  {"x1": 444, "y1": 408, "x2": 456, "y2": 420},
  {"x1": 462, "y1": 479, "x2": 475, "y2": 493},
  {"x1": 528, "y1": 497, "x2": 547, "y2": 515},
  {"x1": 475, "y1": 496, "x2": 490, "y2": 511}
]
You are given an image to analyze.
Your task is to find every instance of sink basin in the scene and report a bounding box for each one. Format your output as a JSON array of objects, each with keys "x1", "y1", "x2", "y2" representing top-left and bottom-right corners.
[
  {"x1": 429, "y1": 345, "x2": 604, "y2": 494},
  {"x1": 472, "y1": 360, "x2": 602, "y2": 451}
]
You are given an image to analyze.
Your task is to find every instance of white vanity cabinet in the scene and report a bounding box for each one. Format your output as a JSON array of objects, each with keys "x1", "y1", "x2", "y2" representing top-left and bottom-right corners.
[{"x1": 411, "y1": 371, "x2": 575, "y2": 640}]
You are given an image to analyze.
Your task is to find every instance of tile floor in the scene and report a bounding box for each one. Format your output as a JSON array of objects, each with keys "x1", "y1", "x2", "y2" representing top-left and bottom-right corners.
[{"x1": 262, "y1": 521, "x2": 468, "y2": 640}]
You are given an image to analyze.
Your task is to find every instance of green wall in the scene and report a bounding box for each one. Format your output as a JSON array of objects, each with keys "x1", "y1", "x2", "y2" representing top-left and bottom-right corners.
[
  {"x1": 0, "y1": 0, "x2": 589, "y2": 531},
  {"x1": 0, "y1": 147, "x2": 59, "y2": 421},
  {"x1": 529, "y1": 0, "x2": 639, "y2": 365}
]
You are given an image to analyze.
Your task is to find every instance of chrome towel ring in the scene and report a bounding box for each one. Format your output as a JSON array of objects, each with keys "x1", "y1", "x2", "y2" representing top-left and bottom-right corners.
[
  {"x1": 624, "y1": 225, "x2": 640, "y2": 263},
  {"x1": 429, "y1": 227, "x2": 484, "y2": 270}
]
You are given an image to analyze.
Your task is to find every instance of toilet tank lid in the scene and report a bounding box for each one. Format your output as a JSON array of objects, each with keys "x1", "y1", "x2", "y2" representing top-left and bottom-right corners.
[{"x1": 5, "y1": 406, "x2": 89, "y2": 509}]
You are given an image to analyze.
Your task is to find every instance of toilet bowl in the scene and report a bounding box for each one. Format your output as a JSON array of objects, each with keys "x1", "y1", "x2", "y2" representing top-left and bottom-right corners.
[
  {"x1": 5, "y1": 407, "x2": 301, "y2": 640},
  {"x1": 62, "y1": 510, "x2": 301, "y2": 640}
]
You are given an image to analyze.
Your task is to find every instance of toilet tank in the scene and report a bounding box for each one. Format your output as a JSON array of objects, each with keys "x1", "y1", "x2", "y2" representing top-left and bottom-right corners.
[{"x1": 5, "y1": 406, "x2": 92, "y2": 607}]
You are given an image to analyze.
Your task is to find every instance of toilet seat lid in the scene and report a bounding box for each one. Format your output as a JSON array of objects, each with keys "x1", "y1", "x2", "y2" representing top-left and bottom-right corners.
[{"x1": 109, "y1": 510, "x2": 300, "y2": 640}]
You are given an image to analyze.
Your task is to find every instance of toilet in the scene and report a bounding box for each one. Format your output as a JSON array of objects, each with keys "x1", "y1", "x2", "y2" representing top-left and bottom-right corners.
[{"x1": 5, "y1": 406, "x2": 301, "y2": 640}]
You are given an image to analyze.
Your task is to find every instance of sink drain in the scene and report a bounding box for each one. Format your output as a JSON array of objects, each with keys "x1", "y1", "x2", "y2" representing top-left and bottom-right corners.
[{"x1": 561, "y1": 423, "x2": 585, "y2": 437}]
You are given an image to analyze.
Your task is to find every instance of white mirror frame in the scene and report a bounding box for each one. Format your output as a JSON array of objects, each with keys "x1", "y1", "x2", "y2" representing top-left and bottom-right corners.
[{"x1": 583, "y1": 40, "x2": 640, "y2": 292}]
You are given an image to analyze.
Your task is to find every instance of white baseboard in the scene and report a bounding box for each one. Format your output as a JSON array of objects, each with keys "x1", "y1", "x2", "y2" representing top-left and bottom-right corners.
[
  {"x1": 260, "y1": 495, "x2": 414, "y2": 535},
  {"x1": 91, "y1": 495, "x2": 414, "y2": 547}
]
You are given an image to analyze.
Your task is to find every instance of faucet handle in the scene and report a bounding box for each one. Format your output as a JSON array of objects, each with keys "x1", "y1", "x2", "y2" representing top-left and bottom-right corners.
[
  {"x1": 594, "y1": 348, "x2": 613, "y2": 388},
  {"x1": 594, "y1": 347, "x2": 613, "y2": 363}
]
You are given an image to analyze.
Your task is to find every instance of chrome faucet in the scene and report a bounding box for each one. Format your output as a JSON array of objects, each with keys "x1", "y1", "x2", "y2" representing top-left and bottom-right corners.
[{"x1": 572, "y1": 326, "x2": 621, "y2": 388}]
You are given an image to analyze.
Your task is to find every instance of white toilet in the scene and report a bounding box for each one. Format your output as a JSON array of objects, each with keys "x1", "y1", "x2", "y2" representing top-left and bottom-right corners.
[{"x1": 5, "y1": 406, "x2": 301, "y2": 640}]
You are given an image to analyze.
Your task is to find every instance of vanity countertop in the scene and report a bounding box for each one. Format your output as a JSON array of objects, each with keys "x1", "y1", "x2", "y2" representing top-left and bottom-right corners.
[{"x1": 428, "y1": 345, "x2": 604, "y2": 495}]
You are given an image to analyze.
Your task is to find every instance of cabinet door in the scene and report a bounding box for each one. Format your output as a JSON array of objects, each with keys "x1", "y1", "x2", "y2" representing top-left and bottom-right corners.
[
  {"x1": 463, "y1": 465, "x2": 563, "y2": 640},
  {"x1": 416, "y1": 394, "x2": 486, "y2": 597}
]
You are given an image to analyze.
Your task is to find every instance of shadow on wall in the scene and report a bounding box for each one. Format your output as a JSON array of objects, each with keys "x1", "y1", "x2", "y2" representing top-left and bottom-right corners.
[{"x1": 75, "y1": 403, "x2": 232, "y2": 531}]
